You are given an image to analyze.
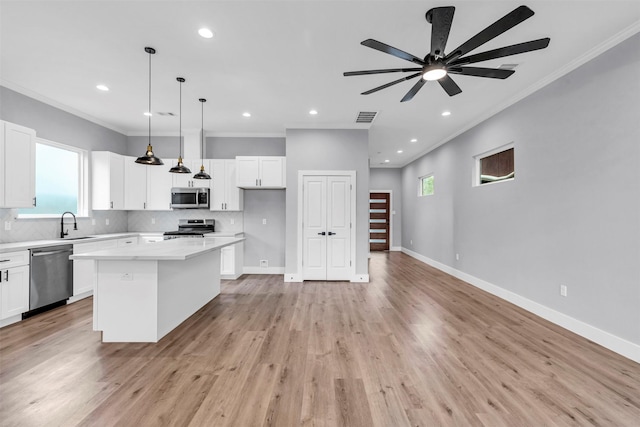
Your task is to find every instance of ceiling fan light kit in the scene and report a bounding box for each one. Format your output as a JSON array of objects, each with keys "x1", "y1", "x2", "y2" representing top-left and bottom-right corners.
[
  {"x1": 136, "y1": 47, "x2": 164, "y2": 165},
  {"x1": 344, "y1": 5, "x2": 550, "y2": 102}
]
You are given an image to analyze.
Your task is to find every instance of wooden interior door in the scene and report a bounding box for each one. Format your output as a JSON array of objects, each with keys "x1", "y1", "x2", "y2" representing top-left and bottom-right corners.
[{"x1": 369, "y1": 192, "x2": 390, "y2": 251}]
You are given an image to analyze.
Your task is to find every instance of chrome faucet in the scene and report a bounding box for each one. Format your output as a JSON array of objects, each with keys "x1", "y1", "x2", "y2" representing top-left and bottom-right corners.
[{"x1": 60, "y1": 211, "x2": 77, "y2": 238}]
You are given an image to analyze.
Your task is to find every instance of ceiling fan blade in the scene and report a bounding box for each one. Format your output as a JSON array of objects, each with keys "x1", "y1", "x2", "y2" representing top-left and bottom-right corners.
[
  {"x1": 344, "y1": 67, "x2": 423, "y2": 76},
  {"x1": 428, "y1": 6, "x2": 455, "y2": 58},
  {"x1": 362, "y1": 72, "x2": 422, "y2": 95},
  {"x1": 437, "y1": 75, "x2": 462, "y2": 96},
  {"x1": 444, "y1": 5, "x2": 535, "y2": 61},
  {"x1": 449, "y1": 38, "x2": 550, "y2": 66},
  {"x1": 448, "y1": 66, "x2": 515, "y2": 79},
  {"x1": 400, "y1": 78, "x2": 427, "y2": 102},
  {"x1": 361, "y1": 39, "x2": 426, "y2": 65}
]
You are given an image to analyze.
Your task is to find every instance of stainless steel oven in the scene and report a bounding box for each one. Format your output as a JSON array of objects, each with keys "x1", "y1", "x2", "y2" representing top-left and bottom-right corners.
[{"x1": 163, "y1": 219, "x2": 215, "y2": 239}]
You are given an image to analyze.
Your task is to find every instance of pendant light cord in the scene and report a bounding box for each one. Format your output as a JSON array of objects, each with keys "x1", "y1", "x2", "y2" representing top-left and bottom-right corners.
[
  {"x1": 201, "y1": 100, "x2": 204, "y2": 164},
  {"x1": 179, "y1": 80, "x2": 182, "y2": 158},
  {"x1": 148, "y1": 51, "x2": 152, "y2": 148}
]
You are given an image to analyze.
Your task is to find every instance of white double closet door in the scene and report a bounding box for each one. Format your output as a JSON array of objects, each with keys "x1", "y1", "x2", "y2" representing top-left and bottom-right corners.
[{"x1": 302, "y1": 175, "x2": 352, "y2": 281}]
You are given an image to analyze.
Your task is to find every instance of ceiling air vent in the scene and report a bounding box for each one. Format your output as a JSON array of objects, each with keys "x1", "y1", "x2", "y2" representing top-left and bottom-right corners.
[{"x1": 356, "y1": 111, "x2": 378, "y2": 124}]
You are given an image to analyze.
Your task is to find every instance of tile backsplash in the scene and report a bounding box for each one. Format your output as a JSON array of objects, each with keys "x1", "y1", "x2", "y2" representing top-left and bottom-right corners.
[{"x1": 0, "y1": 208, "x2": 243, "y2": 243}]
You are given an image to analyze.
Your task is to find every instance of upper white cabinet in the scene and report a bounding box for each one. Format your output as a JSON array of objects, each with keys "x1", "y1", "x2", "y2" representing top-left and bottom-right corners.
[
  {"x1": 0, "y1": 121, "x2": 36, "y2": 208},
  {"x1": 145, "y1": 161, "x2": 173, "y2": 211},
  {"x1": 210, "y1": 159, "x2": 243, "y2": 211},
  {"x1": 235, "y1": 156, "x2": 286, "y2": 189},
  {"x1": 92, "y1": 151, "x2": 124, "y2": 210},
  {"x1": 172, "y1": 159, "x2": 210, "y2": 189},
  {"x1": 123, "y1": 156, "x2": 147, "y2": 210}
]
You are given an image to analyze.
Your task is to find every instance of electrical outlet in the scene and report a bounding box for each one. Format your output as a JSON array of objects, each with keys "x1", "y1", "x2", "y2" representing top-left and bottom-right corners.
[
  {"x1": 151, "y1": 218, "x2": 155, "y2": 224},
  {"x1": 230, "y1": 218, "x2": 234, "y2": 225},
  {"x1": 4, "y1": 221, "x2": 11, "y2": 231},
  {"x1": 410, "y1": 240, "x2": 413, "y2": 245},
  {"x1": 262, "y1": 218, "x2": 267, "y2": 225},
  {"x1": 560, "y1": 285, "x2": 568, "y2": 297},
  {"x1": 121, "y1": 273, "x2": 133, "y2": 281},
  {"x1": 456, "y1": 253, "x2": 459, "y2": 260},
  {"x1": 260, "y1": 260, "x2": 268, "y2": 268},
  {"x1": 106, "y1": 218, "x2": 110, "y2": 225},
  {"x1": 91, "y1": 218, "x2": 96, "y2": 225}
]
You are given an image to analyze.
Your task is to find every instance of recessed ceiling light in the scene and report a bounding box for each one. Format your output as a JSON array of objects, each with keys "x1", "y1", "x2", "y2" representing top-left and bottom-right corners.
[
  {"x1": 397, "y1": 150, "x2": 403, "y2": 154},
  {"x1": 143, "y1": 112, "x2": 152, "y2": 117},
  {"x1": 384, "y1": 159, "x2": 390, "y2": 163},
  {"x1": 410, "y1": 138, "x2": 417, "y2": 143},
  {"x1": 96, "y1": 84, "x2": 109, "y2": 92},
  {"x1": 441, "y1": 111, "x2": 451, "y2": 116},
  {"x1": 309, "y1": 110, "x2": 318, "y2": 115},
  {"x1": 242, "y1": 112, "x2": 251, "y2": 117},
  {"x1": 198, "y1": 28, "x2": 214, "y2": 39}
]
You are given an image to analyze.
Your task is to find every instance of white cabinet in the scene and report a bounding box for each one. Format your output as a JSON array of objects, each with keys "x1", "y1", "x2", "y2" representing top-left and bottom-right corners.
[
  {"x1": 146, "y1": 162, "x2": 173, "y2": 211},
  {"x1": 71, "y1": 239, "x2": 118, "y2": 301},
  {"x1": 124, "y1": 156, "x2": 147, "y2": 210},
  {"x1": 173, "y1": 159, "x2": 210, "y2": 189},
  {"x1": 0, "y1": 121, "x2": 36, "y2": 208},
  {"x1": 211, "y1": 159, "x2": 243, "y2": 211},
  {"x1": 0, "y1": 250, "x2": 30, "y2": 320},
  {"x1": 92, "y1": 151, "x2": 125, "y2": 210},
  {"x1": 215, "y1": 239, "x2": 243, "y2": 279},
  {"x1": 235, "y1": 156, "x2": 286, "y2": 189}
]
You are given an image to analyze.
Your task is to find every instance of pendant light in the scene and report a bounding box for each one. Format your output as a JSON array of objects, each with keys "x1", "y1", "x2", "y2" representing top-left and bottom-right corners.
[
  {"x1": 169, "y1": 77, "x2": 191, "y2": 173},
  {"x1": 193, "y1": 98, "x2": 211, "y2": 180},
  {"x1": 136, "y1": 47, "x2": 163, "y2": 165}
]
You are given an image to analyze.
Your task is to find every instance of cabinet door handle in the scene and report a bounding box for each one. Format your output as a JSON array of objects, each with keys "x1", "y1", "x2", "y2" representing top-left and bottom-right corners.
[
  {"x1": 110, "y1": 201, "x2": 113, "y2": 209},
  {"x1": 3, "y1": 271, "x2": 7, "y2": 281},
  {"x1": 33, "y1": 197, "x2": 37, "y2": 207},
  {"x1": 144, "y1": 202, "x2": 146, "y2": 209},
  {"x1": 328, "y1": 232, "x2": 336, "y2": 236},
  {"x1": 317, "y1": 232, "x2": 326, "y2": 236},
  {"x1": 224, "y1": 203, "x2": 227, "y2": 210},
  {"x1": 255, "y1": 179, "x2": 258, "y2": 186},
  {"x1": 0, "y1": 259, "x2": 10, "y2": 263}
]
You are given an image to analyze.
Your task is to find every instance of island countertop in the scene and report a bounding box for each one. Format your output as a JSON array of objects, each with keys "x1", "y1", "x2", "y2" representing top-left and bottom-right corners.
[{"x1": 70, "y1": 236, "x2": 244, "y2": 261}]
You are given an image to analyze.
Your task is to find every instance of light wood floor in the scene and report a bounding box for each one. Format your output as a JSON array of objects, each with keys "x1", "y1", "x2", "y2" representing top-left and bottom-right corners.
[{"x1": 1, "y1": 252, "x2": 639, "y2": 426}]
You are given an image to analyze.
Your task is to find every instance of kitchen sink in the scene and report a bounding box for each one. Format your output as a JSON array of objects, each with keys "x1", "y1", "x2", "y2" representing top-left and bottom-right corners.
[{"x1": 60, "y1": 236, "x2": 93, "y2": 241}]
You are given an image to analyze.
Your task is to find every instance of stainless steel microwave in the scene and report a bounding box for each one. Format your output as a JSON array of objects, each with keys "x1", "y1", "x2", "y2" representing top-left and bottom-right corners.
[{"x1": 170, "y1": 188, "x2": 210, "y2": 209}]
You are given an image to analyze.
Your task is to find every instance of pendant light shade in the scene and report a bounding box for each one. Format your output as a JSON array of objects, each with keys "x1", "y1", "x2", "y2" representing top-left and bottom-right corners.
[
  {"x1": 169, "y1": 77, "x2": 191, "y2": 174},
  {"x1": 136, "y1": 47, "x2": 164, "y2": 165},
  {"x1": 193, "y1": 98, "x2": 211, "y2": 180}
]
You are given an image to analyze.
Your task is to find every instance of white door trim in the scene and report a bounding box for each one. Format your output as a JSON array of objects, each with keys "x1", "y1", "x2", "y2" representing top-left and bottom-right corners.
[{"x1": 297, "y1": 170, "x2": 356, "y2": 282}]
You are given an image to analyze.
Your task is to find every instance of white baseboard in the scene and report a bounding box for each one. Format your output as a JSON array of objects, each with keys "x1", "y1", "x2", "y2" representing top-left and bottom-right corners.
[
  {"x1": 401, "y1": 247, "x2": 640, "y2": 363},
  {"x1": 243, "y1": 266, "x2": 285, "y2": 275},
  {"x1": 351, "y1": 274, "x2": 369, "y2": 283},
  {"x1": 390, "y1": 246, "x2": 402, "y2": 252},
  {"x1": 68, "y1": 291, "x2": 92, "y2": 304},
  {"x1": 0, "y1": 314, "x2": 22, "y2": 329},
  {"x1": 284, "y1": 273, "x2": 302, "y2": 282}
]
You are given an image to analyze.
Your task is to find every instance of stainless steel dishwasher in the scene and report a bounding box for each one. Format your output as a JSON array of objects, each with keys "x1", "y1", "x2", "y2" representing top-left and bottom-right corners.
[{"x1": 29, "y1": 245, "x2": 73, "y2": 311}]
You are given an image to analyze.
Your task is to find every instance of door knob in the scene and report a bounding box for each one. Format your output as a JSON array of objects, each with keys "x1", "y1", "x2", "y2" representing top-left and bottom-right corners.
[
  {"x1": 328, "y1": 231, "x2": 336, "y2": 236},
  {"x1": 317, "y1": 232, "x2": 326, "y2": 236}
]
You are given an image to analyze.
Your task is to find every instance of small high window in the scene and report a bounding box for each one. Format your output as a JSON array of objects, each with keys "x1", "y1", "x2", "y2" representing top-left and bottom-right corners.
[
  {"x1": 475, "y1": 144, "x2": 514, "y2": 186},
  {"x1": 419, "y1": 174, "x2": 434, "y2": 196}
]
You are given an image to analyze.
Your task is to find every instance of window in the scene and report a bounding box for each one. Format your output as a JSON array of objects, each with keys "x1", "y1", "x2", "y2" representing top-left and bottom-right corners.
[
  {"x1": 419, "y1": 174, "x2": 434, "y2": 196},
  {"x1": 475, "y1": 143, "x2": 514, "y2": 186},
  {"x1": 18, "y1": 138, "x2": 88, "y2": 217}
]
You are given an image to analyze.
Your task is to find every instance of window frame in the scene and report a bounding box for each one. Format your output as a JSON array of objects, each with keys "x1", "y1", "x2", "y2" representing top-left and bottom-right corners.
[
  {"x1": 17, "y1": 137, "x2": 89, "y2": 219},
  {"x1": 473, "y1": 142, "x2": 515, "y2": 187},
  {"x1": 418, "y1": 173, "x2": 435, "y2": 197}
]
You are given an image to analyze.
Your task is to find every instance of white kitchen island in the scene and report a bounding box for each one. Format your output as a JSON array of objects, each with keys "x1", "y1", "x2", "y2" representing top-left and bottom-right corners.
[{"x1": 70, "y1": 237, "x2": 244, "y2": 343}]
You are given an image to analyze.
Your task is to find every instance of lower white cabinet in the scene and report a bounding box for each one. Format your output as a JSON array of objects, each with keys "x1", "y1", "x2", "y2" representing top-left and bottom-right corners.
[
  {"x1": 72, "y1": 239, "x2": 118, "y2": 300},
  {"x1": 0, "y1": 250, "x2": 30, "y2": 321},
  {"x1": 219, "y1": 240, "x2": 244, "y2": 279}
]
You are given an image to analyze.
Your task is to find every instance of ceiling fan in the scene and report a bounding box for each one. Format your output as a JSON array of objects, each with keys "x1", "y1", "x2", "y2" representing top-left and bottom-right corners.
[{"x1": 343, "y1": 5, "x2": 550, "y2": 102}]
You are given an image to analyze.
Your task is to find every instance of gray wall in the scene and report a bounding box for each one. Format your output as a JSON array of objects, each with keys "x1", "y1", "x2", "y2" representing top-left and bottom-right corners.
[
  {"x1": 401, "y1": 34, "x2": 640, "y2": 345},
  {"x1": 126, "y1": 136, "x2": 180, "y2": 159},
  {"x1": 207, "y1": 137, "x2": 285, "y2": 158},
  {"x1": 1, "y1": 86, "x2": 127, "y2": 153},
  {"x1": 243, "y1": 190, "x2": 286, "y2": 269},
  {"x1": 285, "y1": 129, "x2": 369, "y2": 278},
  {"x1": 369, "y1": 168, "x2": 403, "y2": 249}
]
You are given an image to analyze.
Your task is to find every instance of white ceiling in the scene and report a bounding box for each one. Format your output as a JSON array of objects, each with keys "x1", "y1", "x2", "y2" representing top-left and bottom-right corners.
[{"x1": 1, "y1": 1, "x2": 639, "y2": 167}]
